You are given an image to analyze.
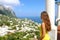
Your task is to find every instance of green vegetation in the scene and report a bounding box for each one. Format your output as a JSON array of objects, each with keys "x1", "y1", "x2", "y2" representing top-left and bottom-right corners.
[{"x1": 0, "y1": 15, "x2": 40, "y2": 40}]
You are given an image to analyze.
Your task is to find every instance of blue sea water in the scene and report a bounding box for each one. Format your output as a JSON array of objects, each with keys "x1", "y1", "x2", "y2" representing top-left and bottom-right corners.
[
  {"x1": 19, "y1": 17, "x2": 42, "y2": 23},
  {"x1": 18, "y1": 16, "x2": 57, "y2": 25}
]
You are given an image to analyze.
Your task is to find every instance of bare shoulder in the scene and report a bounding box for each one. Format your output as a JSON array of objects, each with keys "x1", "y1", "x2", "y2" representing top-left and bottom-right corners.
[
  {"x1": 42, "y1": 22, "x2": 45, "y2": 26},
  {"x1": 41, "y1": 22, "x2": 45, "y2": 28}
]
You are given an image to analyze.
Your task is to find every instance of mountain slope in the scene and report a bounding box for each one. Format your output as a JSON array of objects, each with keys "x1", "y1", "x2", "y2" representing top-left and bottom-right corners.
[{"x1": 0, "y1": 5, "x2": 16, "y2": 17}]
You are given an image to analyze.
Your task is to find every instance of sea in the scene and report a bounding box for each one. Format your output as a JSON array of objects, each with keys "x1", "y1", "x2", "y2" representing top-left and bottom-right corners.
[
  {"x1": 18, "y1": 16, "x2": 57, "y2": 25},
  {"x1": 19, "y1": 17, "x2": 42, "y2": 23},
  {"x1": 19, "y1": 17, "x2": 56, "y2": 40}
]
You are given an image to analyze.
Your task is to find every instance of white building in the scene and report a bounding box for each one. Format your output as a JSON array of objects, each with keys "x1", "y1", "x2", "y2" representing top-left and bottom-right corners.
[{"x1": 46, "y1": 0, "x2": 57, "y2": 40}]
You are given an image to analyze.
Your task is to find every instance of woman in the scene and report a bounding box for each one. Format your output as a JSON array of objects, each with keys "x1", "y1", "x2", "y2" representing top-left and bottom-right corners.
[{"x1": 40, "y1": 11, "x2": 51, "y2": 40}]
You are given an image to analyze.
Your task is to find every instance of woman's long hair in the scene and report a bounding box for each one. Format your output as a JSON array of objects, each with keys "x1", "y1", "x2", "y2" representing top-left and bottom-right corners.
[{"x1": 41, "y1": 11, "x2": 51, "y2": 32}]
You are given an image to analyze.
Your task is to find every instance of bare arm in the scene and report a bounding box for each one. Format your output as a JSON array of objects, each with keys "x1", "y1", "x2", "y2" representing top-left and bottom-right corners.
[{"x1": 40, "y1": 23, "x2": 46, "y2": 40}]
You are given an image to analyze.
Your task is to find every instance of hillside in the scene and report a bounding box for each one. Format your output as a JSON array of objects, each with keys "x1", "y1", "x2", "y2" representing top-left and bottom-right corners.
[{"x1": 0, "y1": 15, "x2": 40, "y2": 40}]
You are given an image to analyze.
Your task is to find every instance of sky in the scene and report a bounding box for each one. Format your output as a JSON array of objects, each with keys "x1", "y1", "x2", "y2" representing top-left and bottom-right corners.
[
  {"x1": 14, "y1": 0, "x2": 46, "y2": 17},
  {"x1": 0, "y1": 0, "x2": 59, "y2": 17}
]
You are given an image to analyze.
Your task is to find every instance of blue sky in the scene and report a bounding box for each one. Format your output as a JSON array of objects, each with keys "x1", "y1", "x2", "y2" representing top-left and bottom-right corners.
[
  {"x1": 13, "y1": 0, "x2": 46, "y2": 17},
  {"x1": 0, "y1": 0, "x2": 59, "y2": 17}
]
